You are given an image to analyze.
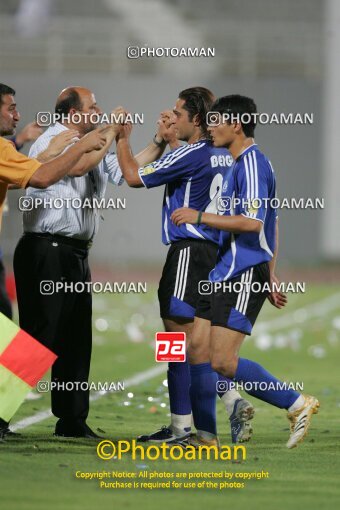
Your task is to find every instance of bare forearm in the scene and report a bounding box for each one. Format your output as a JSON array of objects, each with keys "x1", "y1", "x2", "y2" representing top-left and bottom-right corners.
[
  {"x1": 201, "y1": 212, "x2": 262, "y2": 234},
  {"x1": 29, "y1": 143, "x2": 87, "y2": 188},
  {"x1": 116, "y1": 138, "x2": 142, "y2": 187},
  {"x1": 36, "y1": 149, "x2": 53, "y2": 163},
  {"x1": 68, "y1": 129, "x2": 117, "y2": 176},
  {"x1": 135, "y1": 141, "x2": 165, "y2": 167}
]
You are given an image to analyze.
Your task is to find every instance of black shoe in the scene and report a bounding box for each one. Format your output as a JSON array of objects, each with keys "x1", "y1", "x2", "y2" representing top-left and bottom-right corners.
[
  {"x1": 54, "y1": 420, "x2": 101, "y2": 439},
  {"x1": 137, "y1": 425, "x2": 191, "y2": 443},
  {"x1": 0, "y1": 428, "x2": 6, "y2": 442},
  {"x1": 0, "y1": 418, "x2": 17, "y2": 441},
  {"x1": 2, "y1": 428, "x2": 21, "y2": 437}
]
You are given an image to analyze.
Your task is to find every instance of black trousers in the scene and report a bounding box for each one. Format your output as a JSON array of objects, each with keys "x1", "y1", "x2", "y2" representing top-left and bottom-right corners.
[
  {"x1": 13, "y1": 234, "x2": 92, "y2": 422},
  {"x1": 0, "y1": 256, "x2": 13, "y2": 319}
]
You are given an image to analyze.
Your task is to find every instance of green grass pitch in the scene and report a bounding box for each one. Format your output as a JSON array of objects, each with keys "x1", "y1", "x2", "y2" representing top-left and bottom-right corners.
[{"x1": 1, "y1": 284, "x2": 340, "y2": 510}]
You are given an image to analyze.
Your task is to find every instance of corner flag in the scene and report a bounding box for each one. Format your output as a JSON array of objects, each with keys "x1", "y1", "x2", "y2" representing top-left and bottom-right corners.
[{"x1": 0, "y1": 312, "x2": 57, "y2": 421}]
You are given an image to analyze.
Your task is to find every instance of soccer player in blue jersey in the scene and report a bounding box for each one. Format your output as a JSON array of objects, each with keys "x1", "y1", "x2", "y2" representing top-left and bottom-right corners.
[
  {"x1": 171, "y1": 94, "x2": 319, "y2": 449},
  {"x1": 115, "y1": 88, "x2": 254, "y2": 443}
]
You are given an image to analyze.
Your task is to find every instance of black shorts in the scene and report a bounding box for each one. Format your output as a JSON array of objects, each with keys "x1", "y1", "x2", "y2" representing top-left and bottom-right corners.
[
  {"x1": 196, "y1": 262, "x2": 270, "y2": 335},
  {"x1": 158, "y1": 239, "x2": 218, "y2": 320}
]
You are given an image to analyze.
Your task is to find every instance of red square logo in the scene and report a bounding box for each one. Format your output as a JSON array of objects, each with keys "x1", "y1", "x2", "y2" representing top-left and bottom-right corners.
[{"x1": 155, "y1": 332, "x2": 186, "y2": 362}]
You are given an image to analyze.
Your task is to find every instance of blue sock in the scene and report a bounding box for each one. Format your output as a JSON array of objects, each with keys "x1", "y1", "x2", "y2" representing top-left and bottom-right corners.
[
  {"x1": 235, "y1": 358, "x2": 300, "y2": 409},
  {"x1": 167, "y1": 361, "x2": 192, "y2": 416},
  {"x1": 190, "y1": 363, "x2": 218, "y2": 435}
]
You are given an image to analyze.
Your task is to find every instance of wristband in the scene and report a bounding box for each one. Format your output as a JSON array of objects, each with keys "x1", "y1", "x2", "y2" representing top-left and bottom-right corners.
[
  {"x1": 197, "y1": 211, "x2": 203, "y2": 226},
  {"x1": 153, "y1": 134, "x2": 166, "y2": 148}
]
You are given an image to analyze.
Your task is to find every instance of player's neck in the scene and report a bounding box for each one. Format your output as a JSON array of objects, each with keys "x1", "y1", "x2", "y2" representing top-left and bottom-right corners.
[
  {"x1": 229, "y1": 137, "x2": 255, "y2": 160},
  {"x1": 187, "y1": 129, "x2": 207, "y2": 145}
]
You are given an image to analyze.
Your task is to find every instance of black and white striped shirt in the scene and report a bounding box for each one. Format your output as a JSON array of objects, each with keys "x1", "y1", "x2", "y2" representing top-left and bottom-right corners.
[{"x1": 24, "y1": 122, "x2": 123, "y2": 241}]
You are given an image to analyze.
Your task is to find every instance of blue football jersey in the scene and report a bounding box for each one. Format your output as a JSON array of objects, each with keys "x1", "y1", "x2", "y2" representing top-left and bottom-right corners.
[
  {"x1": 210, "y1": 144, "x2": 277, "y2": 282},
  {"x1": 138, "y1": 140, "x2": 233, "y2": 245}
]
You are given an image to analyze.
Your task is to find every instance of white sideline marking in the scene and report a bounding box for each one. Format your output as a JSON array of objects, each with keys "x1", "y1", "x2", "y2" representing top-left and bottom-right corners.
[
  {"x1": 11, "y1": 292, "x2": 340, "y2": 432},
  {"x1": 255, "y1": 291, "x2": 340, "y2": 333},
  {"x1": 11, "y1": 365, "x2": 167, "y2": 432}
]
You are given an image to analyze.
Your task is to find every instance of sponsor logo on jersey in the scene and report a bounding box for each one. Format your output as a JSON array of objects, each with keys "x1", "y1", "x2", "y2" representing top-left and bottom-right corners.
[{"x1": 142, "y1": 164, "x2": 156, "y2": 175}]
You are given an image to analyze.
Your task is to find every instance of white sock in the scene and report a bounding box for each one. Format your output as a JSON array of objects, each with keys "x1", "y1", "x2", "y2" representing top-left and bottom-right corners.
[
  {"x1": 288, "y1": 395, "x2": 305, "y2": 413},
  {"x1": 219, "y1": 389, "x2": 243, "y2": 416},
  {"x1": 171, "y1": 413, "x2": 191, "y2": 436}
]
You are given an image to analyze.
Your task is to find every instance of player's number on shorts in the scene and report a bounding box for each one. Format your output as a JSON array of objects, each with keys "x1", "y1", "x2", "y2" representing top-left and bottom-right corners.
[{"x1": 205, "y1": 173, "x2": 224, "y2": 215}]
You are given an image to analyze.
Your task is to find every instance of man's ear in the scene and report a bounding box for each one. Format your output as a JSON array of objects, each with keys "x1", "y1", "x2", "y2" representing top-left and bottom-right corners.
[
  {"x1": 192, "y1": 113, "x2": 201, "y2": 127},
  {"x1": 234, "y1": 122, "x2": 243, "y2": 134}
]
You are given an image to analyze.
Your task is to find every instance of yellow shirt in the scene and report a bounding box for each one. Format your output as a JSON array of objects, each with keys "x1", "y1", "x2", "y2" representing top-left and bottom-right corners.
[{"x1": 0, "y1": 137, "x2": 41, "y2": 231}]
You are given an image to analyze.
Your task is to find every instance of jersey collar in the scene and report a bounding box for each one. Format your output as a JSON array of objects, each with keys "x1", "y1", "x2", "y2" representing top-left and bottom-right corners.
[{"x1": 236, "y1": 143, "x2": 258, "y2": 160}]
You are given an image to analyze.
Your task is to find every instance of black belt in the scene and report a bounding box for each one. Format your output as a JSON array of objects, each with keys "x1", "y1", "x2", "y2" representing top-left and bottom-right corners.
[{"x1": 23, "y1": 232, "x2": 92, "y2": 250}]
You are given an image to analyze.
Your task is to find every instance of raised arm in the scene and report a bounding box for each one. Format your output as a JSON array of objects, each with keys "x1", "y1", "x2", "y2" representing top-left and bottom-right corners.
[
  {"x1": 36, "y1": 130, "x2": 80, "y2": 162},
  {"x1": 134, "y1": 110, "x2": 180, "y2": 166},
  {"x1": 115, "y1": 125, "x2": 142, "y2": 187},
  {"x1": 67, "y1": 125, "x2": 120, "y2": 176},
  {"x1": 28, "y1": 129, "x2": 107, "y2": 188},
  {"x1": 115, "y1": 108, "x2": 180, "y2": 187},
  {"x1": 35, "y1": 125, "x2": 119, "y2": 177}
]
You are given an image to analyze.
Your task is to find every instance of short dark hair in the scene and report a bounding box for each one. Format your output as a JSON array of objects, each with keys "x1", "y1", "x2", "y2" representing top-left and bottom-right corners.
[
  {"x1": 0, "y1": 83, "x2": 15, "y2": 106},
  {"x1": 178, "y1": 86, "x2": 215, "y2": 136},
  {"x1": 212, "y1": 94, "x2": 257, "y2": 137},
  {"x1": 55, "y1": 88, "x2": 83, "y2": 115}
]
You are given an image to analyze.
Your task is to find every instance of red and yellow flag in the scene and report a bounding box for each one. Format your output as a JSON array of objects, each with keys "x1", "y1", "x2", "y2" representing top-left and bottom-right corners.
[{"x1": 0, "y1": 312, "x2": 57, "y2": 421}]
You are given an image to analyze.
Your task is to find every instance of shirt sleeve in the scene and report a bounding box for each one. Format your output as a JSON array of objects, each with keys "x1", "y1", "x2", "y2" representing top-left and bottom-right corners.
[
  {"x1": 138, "y1": 143, "x2": 204, "y2": 189},
  {"x1": 235, "y1": 154, "x2": 271, "y2": 223},
  {"x1": 0, "y1": 140, "x2": 41, "y2": 188},
  {"x1": 103, "y1": 152, "x2": 124, "y2": 186}
]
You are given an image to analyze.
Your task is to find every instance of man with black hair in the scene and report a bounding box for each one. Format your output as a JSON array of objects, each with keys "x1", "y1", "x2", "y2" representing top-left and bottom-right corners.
[
  {"x1": 115, "y1": 87, "x2": 254, "y2": 444},
  {"x1": 172, "y1": 94, "x2": 319, "y2": 449}
]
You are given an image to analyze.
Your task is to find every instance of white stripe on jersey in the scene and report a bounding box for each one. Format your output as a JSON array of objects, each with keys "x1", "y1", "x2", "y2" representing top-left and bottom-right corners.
[
  {"x1": 185, "y1": 223, "x2": 205, "y2": 239},
  {"x1": 153, "y1": 144, "x2": 191, "y2": 170},
  {"x1": 244, "y1": 150, "x2": 259, "y2": 219},
  {"x1": 259, "y1": 225, "x2": 274, "y2": 257},
  {"x1": 244, "y1": 155, "x2": 251, "y2": 200},
  {"x1": 154, "y1": 142, "x2": 206, "y2": 171},
  {"x1": 183, "y1": 179, "x2": 192, "y2": 207},
  {"x1": 223, "y1": 233, "x2": 237, "y2": 281},
  {"x1": 252, "y1": 150, "x2": 258, "y2": 198},
  {"x1": 163, "y1": 186, "x2": 170, "y2": 244},
  {"x1": 248, "y1": 152, "x2": 255, "y2": 203},
  {"x1": 182, "y1": 177, "x2": 205, "y2": 239}
]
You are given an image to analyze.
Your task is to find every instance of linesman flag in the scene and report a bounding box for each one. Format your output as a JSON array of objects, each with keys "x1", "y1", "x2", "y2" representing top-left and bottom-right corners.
[{"x1": 0, "y1": 312, "x2": 57, "y2": 421}]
